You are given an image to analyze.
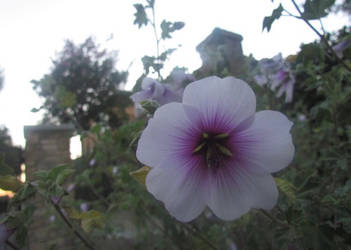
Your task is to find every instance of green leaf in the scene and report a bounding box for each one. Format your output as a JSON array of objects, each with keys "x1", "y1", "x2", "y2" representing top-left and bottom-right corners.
[
  {"x1": 296, "y1": 42, "x2": 325, "y2": 63},
  {"x1": 158, "y1": 48, "x2": 176, "y2": 61},
  {"x1": 133, "y1": 4, "x2": 148, "y2": 28},
  {"x1": 141, "y1": 55, "x2": 156, "y2": 74},
  {"x1": 48, "y1": 164, "x2": 70, "y2": 181},
  {"x1": 275, "y1": 177, "x2": 296, "y2": 203},
  {"x1": 80, "y1": 210, "x2": 104, "y2": 233},
  {"x1": 10, "y1": 183, "x2": 36, "y2": 206},
  {"x1": 0, "y1": 175, "x2": 23, "y2": 191},
  {"x1": 302, "y1": 0, "x2": 335, "y2": 20},
  {"x1": 34, "y1": 170, "x2": 49, "y2": 180},
  {"x1": 146, "y1": 0, "x2": 155, "y2": 8},
  {"x1": 140, "y1": 100, "x2": 159, "y2": 114},
  {"x1": 262, "y1": 4, "x2": 283, "y2": 32},
  {"x1": 56, "y1": 168, "x2": 74, "y2": 185},
  {"x1": 130, "y1": 166, "x2": 151, "y2": 186},
  {"x1": 160, "y1": 20, "x2": 185, "y2": 40}
]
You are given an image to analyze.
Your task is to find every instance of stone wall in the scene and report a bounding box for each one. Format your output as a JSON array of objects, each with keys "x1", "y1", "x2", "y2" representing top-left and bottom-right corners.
[{"x1": 24, "y1": 124, "x2": 76, "y2": 250}]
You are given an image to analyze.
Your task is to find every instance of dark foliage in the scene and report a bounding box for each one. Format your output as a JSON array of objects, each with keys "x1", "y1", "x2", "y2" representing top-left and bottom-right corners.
[{"x1": 31, "y1": 37, "x2": 132, "y2": 130}]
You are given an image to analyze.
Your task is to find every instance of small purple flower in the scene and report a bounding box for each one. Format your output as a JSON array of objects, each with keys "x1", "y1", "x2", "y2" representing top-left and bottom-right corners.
[
  {"x1": 272, "y1": 67, "x2": 295, "y2": 103},
  {"x1": 89, "y1": 158, "x2": 96, "y2": 166},
  {"x1": 170, "y1": 69, "x2": 196, "y2": 91},
  {"x1": 298, "y1": 114, "x2": 306, "y2": 122},
  {"x1": 50, "y1": 195, "x2": 62, "y2": 205},
  {"x1": 255, "y1": 54, "x2": 295, "y2": 103},
  {"x1": 80, "y1": 203, "x2": 88, "y2": 212},
  {"x1": 136, "y1": 76, "x2": 295, "y2": 222},
  {"x1": 67, "y1": 183, "x2": 75, "y2": 192},
  {"x1": 261, "y1": 53, "x2": 283, "y2": 72},
  {"x1": 131, "y1": 78, "x2": 181, "y2": 106},
  {"x1": 0, "y1": 223, "x2": 15, "y2": 243},
  {"x1": 333, "y1": 40, "x2": 351, "y2": 58}
]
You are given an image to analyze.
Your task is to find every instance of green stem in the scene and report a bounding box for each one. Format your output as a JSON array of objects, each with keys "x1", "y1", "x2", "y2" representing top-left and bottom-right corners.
[
  {"x1": 290, "y1": 0, "x2": 351, "y2": 72},
  {"x1": 5, "y1": 240, "x2": 20, "y2": 250},
  {"x1": 50, "y1": 200, "x2": 96, "y2": 250},
  {"x1": 150, "y1": 5, "x2": 162, "y2": 80}
]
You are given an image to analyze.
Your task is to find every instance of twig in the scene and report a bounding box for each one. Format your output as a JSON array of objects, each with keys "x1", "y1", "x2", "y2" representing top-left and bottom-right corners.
[
  {"x1": 150, "y1": 5, "x2": 162, "y2": 80},
  {"x1": 50, "y1": 200, "x2": 96, "y2": 250},
  {"x1": 182, "y1": 223, "x2": 219, "y2": 250},
  {"x1": 5, "y1": 240, "x2": 20, "y2": 250},
  {"x1": 283, "y1": 9, "x2": 301, "y2": 19},
  {"x1": 145, "y1": 215, "x2": 184, "y2": 250},
  {"x1": 290, "y1": 0, "x2": 351, "y2": 72},
  {"x1": 319, "y1": 18, "x2": 327, "y2": 35},
  {"x1": 258, "y1": 209, "x2": 289, "y2": 227}
]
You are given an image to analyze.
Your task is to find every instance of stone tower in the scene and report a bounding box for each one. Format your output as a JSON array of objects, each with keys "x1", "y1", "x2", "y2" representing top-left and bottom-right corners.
[
  {"x1": 196, "y1": 28, "x2": 245, "y2": 78},
  {"x1": 24, "y1": 124, "x2": 75, "y2": 250}
]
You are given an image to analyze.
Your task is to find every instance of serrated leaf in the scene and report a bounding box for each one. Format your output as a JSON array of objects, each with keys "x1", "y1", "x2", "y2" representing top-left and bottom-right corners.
[
  {"x1": 275, "y1": 177, "x2": 296, "y2": 204},
  {"x1": 302, "y1": 0, "x2": 335, "y2": 20},
  {"x1": 130, "y1": 166, "x2": 151, "y2": 186},
  {"x1": 133, "y1": 4, "x2": 148, "y2": 28},
  {"x1": 160, "y1": 20, "x2": 185, "y2": 40},
  {"x1": 158, "y1": 48, "x2": 176, "y2": 61},
  {"x1": 262, "y1": 4, "x2": 283, "y2": 32},
  {"x1": 146, "y1": 0, "x2": 155, "y2": 8},
  {"x1": 141, "y1": 55, "x2": 156, "y2": 74},
  {"x1": 0, "y1": 175, "x2": 23, "y2": 191}
]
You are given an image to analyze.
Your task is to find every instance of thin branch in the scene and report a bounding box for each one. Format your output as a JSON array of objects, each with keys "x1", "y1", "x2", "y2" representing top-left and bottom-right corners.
[
  {"x1": 50, "y1": 200, "x2": 96, "y2": 250},
  {"x1": 182, "y1": 223, "x2": 219, "y2": 250},
  {"x1": 6, "y1": 240, "x2": 20, "y2": 250},
  {"x1": 319, "y1": 18, "x2": 327, "y2": 35},
  {"x1": 145, "y1": 215, "x2": 184, "y2": 250},
  {"x1": 258, "y1": 209, "x2": 289, "y2": 228},
  {"x1": 290, "y1": 0, "x2": 351, "y2": 72},
  {"x1": 283, "y1": 9, "x2": 301, "y2": 19},
  {"x1": 150, "y1": 5, "x2": 162, "y2": 80}
]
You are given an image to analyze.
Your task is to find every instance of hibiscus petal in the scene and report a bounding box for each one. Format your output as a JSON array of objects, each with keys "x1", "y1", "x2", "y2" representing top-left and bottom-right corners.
[
  {"x1": 250, "y1": 174, "x2": 278, "y2": 209},
  {"x1": 206, "y1": 164, "x2": 278, "y2": 220},
  {"x1": 235, "y1": 110, "x2": 294, "y2": 173},
  {"x1": 182, "y1": 76, "x2": 256, "y2": 133},
  {"x1": 206, "y1": 165, "x2": 251, "y2": 220},
  {"x1": 136, "y1": 103, "x2": 202, "y2": 168},
  {"x1": 146, "y1": 156, "x2": 206, "y2": 222}
]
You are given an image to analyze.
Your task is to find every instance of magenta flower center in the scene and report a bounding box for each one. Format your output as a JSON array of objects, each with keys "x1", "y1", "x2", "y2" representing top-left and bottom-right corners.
[{"x1": 192, "y1": 132, "x2": 233, "y2": 168}]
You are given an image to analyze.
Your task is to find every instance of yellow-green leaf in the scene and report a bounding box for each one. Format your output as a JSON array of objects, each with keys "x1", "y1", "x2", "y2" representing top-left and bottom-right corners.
[
  {"x1": 65, "y1": 207, "x2": 82, "y2": 220},
  {"x1": 0, "y1": 175, "x2": 24, "y2": 191},
  {"x1": 80, "y1": 210, "x2": 104, "y2": 233},
  {"x1": 275, "y1": 177, "x2": 296, "y2": 204},
  {"x1": 130, "y1": 166, "x2": 151, "y2": 186}
]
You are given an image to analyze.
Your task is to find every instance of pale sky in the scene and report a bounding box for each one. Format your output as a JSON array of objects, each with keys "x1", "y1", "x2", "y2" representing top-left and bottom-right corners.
[{"x1": 0, "y1": 0, "x2": 348, "y2": 148}]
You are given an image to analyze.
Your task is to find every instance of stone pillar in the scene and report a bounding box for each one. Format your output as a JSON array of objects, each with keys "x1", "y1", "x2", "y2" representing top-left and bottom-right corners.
[
  {"x1": 195, "y1": 28, "x2": 245, "y2": 78},
  {"x1": 24, "y1": 124, "x2": 74, "y2": 181},
  {"x1": 24, "y1": 124, "x2": 75, "y2": 250}
]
